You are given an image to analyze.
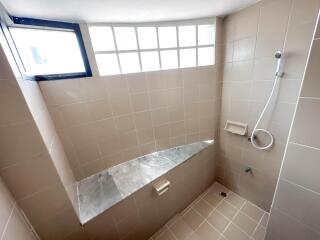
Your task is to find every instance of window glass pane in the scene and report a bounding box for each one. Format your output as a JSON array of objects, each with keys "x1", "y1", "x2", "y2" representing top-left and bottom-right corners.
[
  {"x1": 198, "y1": 47, "x2": 214, "y2": 66},
  {"x1": 137, "y1": 27, "x2": 158, "y2": 49},
  {"x1": 114, "y1": 27, "x2": 137, "y2": 50},
  {"x1": 141, "y1": 51, "x2": 160, "y2": 72},
  {"x1": 160, "y1": 50, "x2": 178, "y2": 70},
  {"x1": 96, "y1": 53, "x2": 120, "y2": 76},
  {"x1": 119, "y1": 52, "x2": 140, "y2": 73},
  {"x1": 158, "y1": 27, "x2": 177, "y2": 48},
  {"x1": 9, "y1": 27, "x2": 85, "y2": 75},
  {"x1": 178, "y1": 25, "x2": 196, "y2": 47},
  {"x1": 198, "y1": 24, "x2": 215, "y2": 45},
  {"x1": 179, "y1": 48, "x2": 196, "y2": 68},
  {"x1": 89, "y1": 26, "x2": 115, "y2": 51}
]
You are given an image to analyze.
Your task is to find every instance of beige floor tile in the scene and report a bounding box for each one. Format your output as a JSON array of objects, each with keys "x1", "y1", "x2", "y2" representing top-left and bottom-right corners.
[
  {"x1": 195, "y1": 222, "x2": 220, "y2": 240},
  {"x1": 187, "y1": 232, "x2": 201, "y2": 240},
  {"x1": 170, "y1": 218, "x2": 193, "y2": 240},
  {"x1": 224, "y1": 192, "x2": 245, "y2": 209},
  {"x1": 166, "y1": 214, "x2": 181, "y2": 228},
  {"x1": 216, "y1": 201, "x2": 238, "y2": 220},
  {"x1": 152, "y1": 182, "x2": 268, "y2": 240},
  {"x1": 203, "y1": 191, "x2": 223, "y2": 207},
  {"x1": 232, "y1": 212, "x2": 257, "y2": 236},
  {"x1": 207, "y1": 210, "x2": 230, "y2": 233},
  {"x1": 252, "y1": 225, "x2": 266, "y2": 240},
  {"x1": 153, "y1": 226, "x2": 168, "y2": 239},
  {"x1": 183, "y1": 209, "x2": 205, "y2": 231},
  {"x1": 224, "y1": 223, "x2": 250, "y2": 240},
  {"x1": 193, "y1": 199, "x2": 214, "y2": 218},
  {"x1": 260, "y1": 213, "x2": 269, "y2": 228},
  {"x1": 240, "y1": 202, "x2": 264, "y2": 222},
  {"x1": 157, "y1": 229, "x2": 176, "y2": 240}
]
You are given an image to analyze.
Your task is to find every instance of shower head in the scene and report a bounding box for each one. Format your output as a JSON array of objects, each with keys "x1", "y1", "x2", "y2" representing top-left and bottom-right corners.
[
  {"x1": 275, "y1": 51, "x2": 284, "y2": 77},
  {"x1": 275, "y1": 51, "x2": 282, "y2": 59}
]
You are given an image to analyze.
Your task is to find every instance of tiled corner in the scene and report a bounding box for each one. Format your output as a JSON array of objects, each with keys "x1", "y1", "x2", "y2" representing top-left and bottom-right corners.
[{"x1": 150, "y1": 182, "x2": 268, "y2": 240}]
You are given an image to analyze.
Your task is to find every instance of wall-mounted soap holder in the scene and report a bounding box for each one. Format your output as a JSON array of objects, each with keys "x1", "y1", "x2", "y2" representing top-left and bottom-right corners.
[
  {"x1": 224, "y1": 120, "x2": 248, "y2": 136},
  {"x1": 153, "y1": 179, "x2": 170, "y2": 196}
]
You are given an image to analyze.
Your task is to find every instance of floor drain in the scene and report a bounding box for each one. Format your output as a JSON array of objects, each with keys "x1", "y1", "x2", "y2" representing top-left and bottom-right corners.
[{"x1": 220, "y1": 192, "x2": 227, "y2": 197}]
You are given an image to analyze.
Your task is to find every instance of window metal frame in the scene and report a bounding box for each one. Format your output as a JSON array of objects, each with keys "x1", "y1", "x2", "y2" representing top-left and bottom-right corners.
[{"x1": 5, "y1": 16, "x2": 92, "y2": 81}]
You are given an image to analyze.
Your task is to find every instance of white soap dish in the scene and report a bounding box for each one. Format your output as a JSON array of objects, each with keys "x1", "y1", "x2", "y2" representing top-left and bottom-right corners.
[{"x1": 224, "y1": 120, "x2": 248, "y2": 136}]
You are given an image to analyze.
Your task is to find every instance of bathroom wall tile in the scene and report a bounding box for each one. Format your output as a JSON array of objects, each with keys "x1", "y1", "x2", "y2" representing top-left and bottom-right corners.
[
  {"x1": 87, "y1": 99, "x2": 112, "y2": 121},
  {"x1": 146, "y1": 71, "x2": 167, "y2": 91},
  {"x1": 131, "y1": 92, "x2": 150, "y2": 112},
  {"x1": 60, "y1": 103, "x2": 91, "y2": 127},
  {"x1": 291, "y1": 98, "x2": 320, "y2": 148},
  {"x1": 84, "y1": 208, "x2": 119, "y2": 240},
  {"x1": 35, "y1": 207, "x2": 80, "y2": 240},
  {"x1": 79, "y1": 77, "x2": 107, "y2": 101},
  {"x1": 104, "y1": 75, "x2": 129, "y2": 98},
  {"x1": 2, "y1": 206, "x2": 36, "y2": 240},
  {"x1": 233, "y1": 37, "x2": 256, "y2": 61},
  {"x1": 134, "y1": 111, "x2": 153, "y2": 130},
  {"x1": 0, "y1": 153, "x2": 60, "y2": 200},
  {"x1": 150, "y1": 90, "x2": 169, "y2": 108},
  {"x1": 0, "y1": 81, "x2": 32, "y2": 126},
  {"x1": 281, "y1": 143, "x2": 320, "y2": 194},
  {"x1": 0, "y1": 122, "x2": 45, "y2": 169},
  {"x1": 39, "y1": 79, "x2": 85, "y2": 107},
  {"x1": 126, "y1": 72, "x2": 147, "y2": 93},
  {"x1": 0, "y1": 178, "x2": 14, "y2": 235},
  {"x1": 301, "y1": 39, "x2": 320, "y2": 98},
  {"x1": 267, "y1": 207, "x2": 320, "y2": 240},
  {"x1": 273, "y1": 179, "x2": 320, "y2": 231},
  {"x1": 290, "y1": 0, "x2": 320, "y2": 27},
  {"x1": 18, "y1": 184, "x2": 71, "y2": 226},
  {"x1": 233, "y1": 4, "x2": 259, "y2": 40},
  {"x1": 110, "y1": 96, "x2": 132, "y2": 116},
  {"x1": 151, "y1": 108, "x2": 169, "y2": 127},
  {"x1": 74, "y1": 141, "x2": 101, "y2": 165},
  {"x1": 114, "y1": 114, "x2": 135, "y2": 133},
  {"x1": 137, "y1": 128, "x2": 155, "y2": 145}
]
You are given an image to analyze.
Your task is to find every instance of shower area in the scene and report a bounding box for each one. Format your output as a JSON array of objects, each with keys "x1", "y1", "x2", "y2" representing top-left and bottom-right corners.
[{"x1": 0, "y1": 0, "x2": 319, "y2": 239}]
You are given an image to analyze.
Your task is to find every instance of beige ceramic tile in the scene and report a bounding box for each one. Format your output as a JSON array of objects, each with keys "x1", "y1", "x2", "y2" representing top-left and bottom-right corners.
[
  {"x1": 193, "y1": 199, "x2": 214, "y2": 218},
  {"x1": 216, "y1": 201, "x2": 238, "y2": 220},
  {"x1": 240, "y1": 202, "x2": 264, "y2": 223},
  {"x1": 252, "y1": 225, "x2": 266, "y2": 240},
  {"x1": 207, "y1": 210, "x2": 230, "y2": 233},
  {"x1": 195, "y1": 221, "x2": 220, "y2": 240},
  {"x1": 182, "y1": 209, "x2": 204, "y2": 231},
  {"x1": 224, "y1": 223, "x2": 249, "y2": 240},
  {"x1": 232, "y1": 212, "x2": 257, "y2": 236}
]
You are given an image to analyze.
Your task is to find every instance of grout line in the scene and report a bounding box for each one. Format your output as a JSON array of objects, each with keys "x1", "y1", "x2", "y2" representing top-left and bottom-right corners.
[
  {"x1": 281, "y1": 178, "x2": 320, "y2": 197},
  {"x1": 0, "y1": 202, "x2": 15, "y2": 240},
  {"x1": 289, "y1": 141, "x2": 320, "y2": 152},
  {"x1": 218, "y1": 199, "x2": 246, "y2": 239},
  {"x1": 250, "y1": 212, "x2": 267, "y2": 240}
]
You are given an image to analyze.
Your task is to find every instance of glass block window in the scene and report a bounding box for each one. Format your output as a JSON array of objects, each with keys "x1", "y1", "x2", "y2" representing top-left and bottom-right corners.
[{"x1": 89, "y1": 22, "x2": 215, "y2": 76}]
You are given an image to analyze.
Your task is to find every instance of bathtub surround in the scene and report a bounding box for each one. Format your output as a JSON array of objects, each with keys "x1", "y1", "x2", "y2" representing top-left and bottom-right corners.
[
  {"x1": 79, "y1": 140, "x2": 213, "y2": 223},
  {"x1": 82, "y1": 141, "x2": 217, "y2": 240},
  {"x1": 218, "y1": 0, "x2": 320, "y2": 210},
  {"x1": 266, "y1": 13, "x2": 320, "y2": 239}
]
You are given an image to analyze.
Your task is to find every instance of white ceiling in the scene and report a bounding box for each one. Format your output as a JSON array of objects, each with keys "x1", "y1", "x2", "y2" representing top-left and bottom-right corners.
[{"x1": 1, "y1": 0, "x2": 259, "y2": 23}]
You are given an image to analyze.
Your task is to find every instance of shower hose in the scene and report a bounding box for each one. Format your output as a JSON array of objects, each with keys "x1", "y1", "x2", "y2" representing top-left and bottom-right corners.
[{"x1": 250, "y1": 75, "x2": 280, "y2": 150}]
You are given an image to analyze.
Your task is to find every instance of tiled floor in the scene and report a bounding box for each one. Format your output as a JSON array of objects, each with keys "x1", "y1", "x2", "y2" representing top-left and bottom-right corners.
[{"x1": 151, "y1": 182, "x2": 269, "y2": 240}]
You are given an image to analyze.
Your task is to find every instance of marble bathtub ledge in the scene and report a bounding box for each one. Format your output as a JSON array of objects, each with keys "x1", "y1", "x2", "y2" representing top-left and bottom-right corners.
[{"x1": 78, "y1": 139, "x2": 214, "y2": 224}]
